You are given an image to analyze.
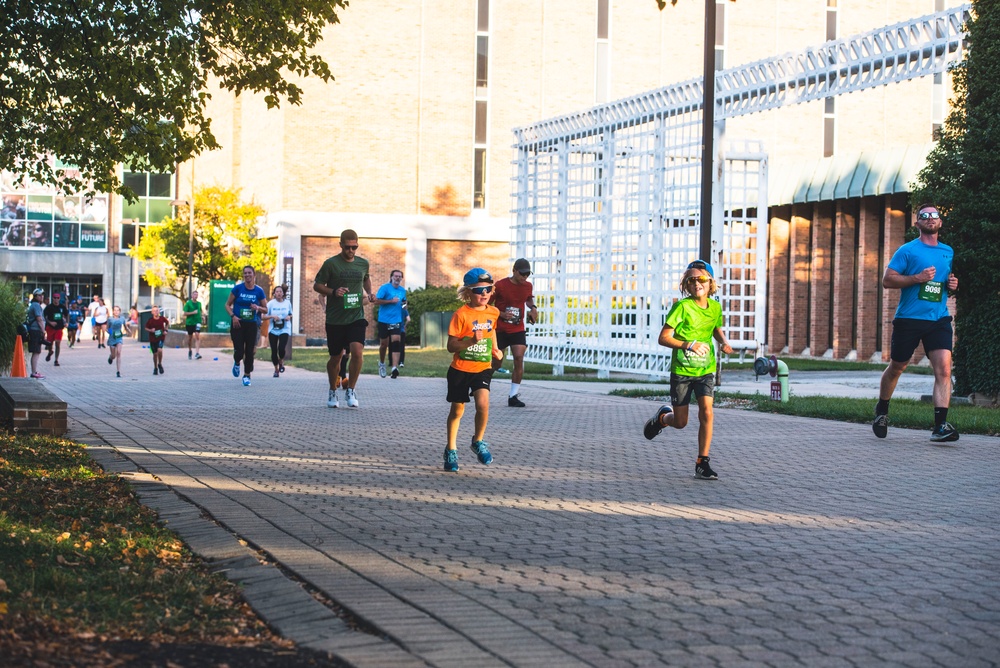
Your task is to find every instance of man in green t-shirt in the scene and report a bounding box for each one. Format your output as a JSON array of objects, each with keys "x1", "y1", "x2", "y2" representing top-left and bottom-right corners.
[
  {"x1": 312, "y1": 229, "x2": 373, "y2": 408},
  {"x1": 182, "y1": 290, "x2": 204, "y2": 360}
]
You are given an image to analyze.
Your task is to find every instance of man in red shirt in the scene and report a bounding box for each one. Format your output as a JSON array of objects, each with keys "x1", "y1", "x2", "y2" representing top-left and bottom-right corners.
[
  {"x1": 490, "y1": 258, "x2": 539, "y2": 407},
  {"x1": 144, "y1": 304, "x2": 170, "y2": 376}
]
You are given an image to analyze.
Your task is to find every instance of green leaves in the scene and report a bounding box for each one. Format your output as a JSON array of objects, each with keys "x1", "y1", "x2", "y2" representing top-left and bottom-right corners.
[
  {"x1": 1, "y1": 1, "x2": 347, "y2": 198},
  {"x1": 911, "y1": 0, "x2": 1000, "y2": 396},
  {"x1": 129, "y1": 186, "x2": 274, "y2": 301}
]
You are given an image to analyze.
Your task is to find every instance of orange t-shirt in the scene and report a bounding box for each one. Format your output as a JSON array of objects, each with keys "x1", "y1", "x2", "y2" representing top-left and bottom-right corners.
[{"x1": 448, "y1": 304, "x2": 500, "y2": 373}]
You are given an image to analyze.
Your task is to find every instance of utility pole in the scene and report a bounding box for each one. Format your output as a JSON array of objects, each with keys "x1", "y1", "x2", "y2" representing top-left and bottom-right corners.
[{"x1": 699, "y1": 0, "x2": 717, "y2": 262}]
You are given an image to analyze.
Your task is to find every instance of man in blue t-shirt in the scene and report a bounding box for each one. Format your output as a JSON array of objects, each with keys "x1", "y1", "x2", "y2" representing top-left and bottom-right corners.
[
  {"x1": 225, "y1": 265, "x2": 268, "y2": 387},
  {"x1": 873, "y1": 203, "x2": 960, "y2": 443},
  {"x1": 375, "y1": 269, "x2": 407, "y2": 379}
]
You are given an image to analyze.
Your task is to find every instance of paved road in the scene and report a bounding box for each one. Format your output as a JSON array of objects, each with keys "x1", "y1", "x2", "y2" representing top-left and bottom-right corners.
[{"x1": 37, "y1": 339, "x2": 999, "y2": 667}]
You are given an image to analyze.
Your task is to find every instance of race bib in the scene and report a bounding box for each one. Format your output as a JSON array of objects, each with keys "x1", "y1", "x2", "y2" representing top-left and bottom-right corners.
[
  {"x1": 918, "y1": 280, "x2": 944, "y2": 302},
  {"x1": 154, "y1": 330, "x2": 162, "y2": 337},
  {"x1": 505, "y1": 306, "x2": 522, "y2": 326},
  {"x1": 675, "y1": 344, "x2": 711, "y2": 369},
  {"x1": 239, "y1": 307, "x2": 254, "y2": 320},
  {"x1": 459, "y1": 337, "x2": 493, "y2": 363},
  {"x1": 195, "y1": 323, "x2": 201, "y2": 332},
  {"x1": 386, "y1": 322, "x2": 401, "y2": 332},
  {"x1": 343, "y1": 292, "x2": 362, "y2": 309}
]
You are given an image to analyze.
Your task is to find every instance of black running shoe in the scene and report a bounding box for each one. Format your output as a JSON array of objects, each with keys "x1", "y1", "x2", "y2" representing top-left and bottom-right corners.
[
  {"x1": 508, "y1": 394, "x2": 526, "y2": 407},
  {"x1": 391, "y1": 367, "x2": 399, "y2": 379},
  {"x1": 695, "y1": 457, "x2": 718, "y2": 480},
  {"x1": 643, "y1": 405, "x2": 672, "y2": 440},
  {"x1": 930, "y1": 422, "x2": 959, "y2": 443},
  {"x1": 872, "y1": 413, "x2": 889, "y2": 439},
  {"x1": 45, "y1": 350, "x2": 53, "y2": 362},
  {"x1": 158, "y1": 363, "x2": 164, "y2": 375}
]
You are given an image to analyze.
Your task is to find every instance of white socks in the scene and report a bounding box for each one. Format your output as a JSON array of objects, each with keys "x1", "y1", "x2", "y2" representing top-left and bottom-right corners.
[{"x1": 509, "y1": 383, "x2": 520, "y2": 398}]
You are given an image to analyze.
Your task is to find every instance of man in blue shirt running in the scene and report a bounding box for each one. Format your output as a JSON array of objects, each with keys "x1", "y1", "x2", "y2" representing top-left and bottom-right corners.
[
  {"x1": 375, "y1": 269, "x2": 407, "y2": 379},
  {"x1": 873, "y1": 203, "x2": 960, "y2": 443}
]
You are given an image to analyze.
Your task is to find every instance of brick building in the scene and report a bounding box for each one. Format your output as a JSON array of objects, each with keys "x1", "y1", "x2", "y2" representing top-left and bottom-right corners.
[{"x1": 167, "y1": 0, "x2": 961, "y2": 347}]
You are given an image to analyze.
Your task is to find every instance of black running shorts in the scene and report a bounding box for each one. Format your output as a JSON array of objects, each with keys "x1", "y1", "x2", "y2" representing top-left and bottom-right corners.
[{"x1": 890, "y1": 316, "x2": 953, "y2": 363}]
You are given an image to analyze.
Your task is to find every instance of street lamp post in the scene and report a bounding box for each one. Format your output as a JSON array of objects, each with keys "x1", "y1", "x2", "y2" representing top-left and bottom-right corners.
[
  {"x1": 699, "y1": 0, "x2": 717, "y2": 263},
  {"x1": 169, "y1": 198, "x2": 195, "y2": 299}
]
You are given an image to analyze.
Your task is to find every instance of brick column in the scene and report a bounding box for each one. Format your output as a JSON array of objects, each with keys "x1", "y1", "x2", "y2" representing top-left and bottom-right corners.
[
  {"x1": 787, "y1": 205, "x2": 813, "y2": 355},
  {"x1": 881, "y1": 195, "x2": 908, "y2": 359},
  {"x1": 831, "y1": 201, "x2": 857, "y2": 358},
  {"x1": 767, "y1": 206, "x2": 791, "y2": 354},
  {"x1": 856, "y1": 197, "x2": 883, "y2": 362},
  {"x1": 809, "y1": 202, "x2": 834, "y2": 357}
]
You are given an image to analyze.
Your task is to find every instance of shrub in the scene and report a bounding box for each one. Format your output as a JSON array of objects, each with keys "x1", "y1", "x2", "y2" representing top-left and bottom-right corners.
[
  {"x1": 401, "y1": 285, "x2": 463, "y2": 345},
  {"x1": 0, "y1": 279, "x2": 27, "y2": 375}
]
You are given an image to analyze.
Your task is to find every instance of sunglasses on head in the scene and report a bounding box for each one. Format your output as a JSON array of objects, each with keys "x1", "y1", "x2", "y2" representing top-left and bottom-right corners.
[
  {"x1": 342, "y1": 244, "x2": 359, "y2": 250},
  {"x1": 470, "y1": 285, "x2": 494, "y2": 295},
  {"x1": 917, "y1": 211, "x2": 941, "y2": 220},
  {"x1": 686, "y1": 276, "x2": 711, "y2": 285}
]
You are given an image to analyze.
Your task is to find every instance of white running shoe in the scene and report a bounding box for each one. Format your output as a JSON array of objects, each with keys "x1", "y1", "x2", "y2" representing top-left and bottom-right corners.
[
  {"x1": 327, "y1": 389, "x2": 339, "y2": 408},
  {"x1": 345, "y1": 388, "x2": 359, "y2": 408},
  {"x1": 378, "y1": 362, "x2": 387, "y2": 378}
]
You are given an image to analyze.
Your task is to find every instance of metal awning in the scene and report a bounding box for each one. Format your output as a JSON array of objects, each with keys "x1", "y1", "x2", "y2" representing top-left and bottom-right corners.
[{"x1": 767, "y1": 143, "x2": 934, "y2": 206}]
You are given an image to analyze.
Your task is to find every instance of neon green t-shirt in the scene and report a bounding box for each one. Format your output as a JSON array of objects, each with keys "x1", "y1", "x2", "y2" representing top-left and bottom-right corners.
[
  {"x1": 183, "y1": 300, "x2": 202, "y2": 326},
  {"x1": 665, "y1": 298, "x2": 724, "y2": 377}
]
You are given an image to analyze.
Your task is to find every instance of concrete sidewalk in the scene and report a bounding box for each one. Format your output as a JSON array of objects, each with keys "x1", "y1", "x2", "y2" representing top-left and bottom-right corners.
[{"x1": 37, "y1": 339, "x2": 999, "y2": 667}]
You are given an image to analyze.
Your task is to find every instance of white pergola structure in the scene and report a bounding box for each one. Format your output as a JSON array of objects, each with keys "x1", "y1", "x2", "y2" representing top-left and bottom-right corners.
[{"x1": 511, "y1": 5, "x2": 969, "y2": 378}]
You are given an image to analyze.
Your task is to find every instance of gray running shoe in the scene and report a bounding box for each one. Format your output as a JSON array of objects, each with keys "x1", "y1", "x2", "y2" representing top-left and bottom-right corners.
[
  {"x1": 378, "y1": 362, "x2": 387, "y2": 378},
  {"x1": 930, "y1": 422, "x2": 959, "y2": 443},
  {"x1": 872, "y1": 413, "x2": 889, "y2": 439},
  {"x1": 327, "y1": 389, "x2": 339, "y2": 408},
  {"x1": 346, "y1": 388, "x2": 359, "y2": 408}
]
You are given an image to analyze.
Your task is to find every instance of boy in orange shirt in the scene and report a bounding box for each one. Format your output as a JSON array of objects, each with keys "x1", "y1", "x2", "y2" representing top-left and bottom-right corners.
[{"x1": 444, "y1": 268, "x2": 503, "y2": 472}]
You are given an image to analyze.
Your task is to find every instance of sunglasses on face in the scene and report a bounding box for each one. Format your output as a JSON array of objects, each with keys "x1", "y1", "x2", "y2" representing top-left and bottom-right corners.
[
  {"x1": 917, "y1": 211, "x2": 941, "y2": 220},
  {"x1": 342, "y1": 245, "x2": 359, "y2": 250},
  {"x1": 470, "y1": 285, "x2": 494, "y2": 295},
  {"x1": 686, "y1": 276, "x2": 711, "y2": 285}
]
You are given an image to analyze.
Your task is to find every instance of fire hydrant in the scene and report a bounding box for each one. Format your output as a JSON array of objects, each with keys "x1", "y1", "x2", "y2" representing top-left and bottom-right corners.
[{"x1": 753, "y1": 355, "x2": 789, "y2": 403}]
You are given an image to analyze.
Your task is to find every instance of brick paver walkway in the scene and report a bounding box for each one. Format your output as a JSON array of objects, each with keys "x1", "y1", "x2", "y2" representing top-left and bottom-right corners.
[{"x1": 38, "y1": 339, "x2": 999, "y2": 667}]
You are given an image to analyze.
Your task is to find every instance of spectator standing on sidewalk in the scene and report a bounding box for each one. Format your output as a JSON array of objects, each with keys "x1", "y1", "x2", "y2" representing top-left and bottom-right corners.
[
  {"x1": 226, "y1": 265, "x2": 268, "y2": 387},
  {"x1": 27, "y1": 288, "x2": 46, "y2": 379},
  {"x1": 642, "y1": 260, "x2": 734, "y2": 481},
  {"x1": 183, "y1": 290, "x2": 204, "y2": 360},
  {"x1": 106, "y1": 305, "x2": 131, "y2": 378},
  {"x1": 375, "y1": 269, "x2": 407, "y2": 379},
  {"x1": 144, "y1": 305, "x2": 170, "y2": 376},
  {"x1": 266, "y1": 285, "x2": 292, "y2": 378},
  {"x1": 312, "y1": 229, "x2": 372, "y2": 408},
  {"x1": 43, "y1": 294, "x2": 69, "y2": 367},
  {"x1": 443, "y1": 268, "x2": 503, "y2": 472},
  {"x1": 873, "y1": 203, "x2": 960, "y2": 443},
  {"x1": 490, "y1": 258, "x2": 539, "y2": 407}
]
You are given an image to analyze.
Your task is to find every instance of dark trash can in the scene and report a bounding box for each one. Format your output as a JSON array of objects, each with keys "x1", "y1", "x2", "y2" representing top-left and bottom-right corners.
[{"x1": 138, "y1": 310, "x2": 152, "y2": 342}]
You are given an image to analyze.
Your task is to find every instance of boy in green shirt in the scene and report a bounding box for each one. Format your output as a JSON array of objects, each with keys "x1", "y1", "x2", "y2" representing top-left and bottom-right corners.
[
  {"x1": 183, "y1": 290, "x2": 204, "y2": 360},
  {"x1": 643, "y1": 260, "x2": 733, "y2": 480}
]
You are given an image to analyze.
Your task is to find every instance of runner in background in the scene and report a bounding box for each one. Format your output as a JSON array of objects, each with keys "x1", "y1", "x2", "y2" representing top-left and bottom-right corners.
[
  {"x1": 106, "y1": 305, "x2": 131, "y2": 378},
  {"x1": 266, "y1": 285, "x2": 292, "y2": 378},
  {"x1": 183, "y1": 290, "x2": 204, "y2": 360},
  {"x1": 491, "y1": 258, "x2": 539, "y2": 407},
  {"x1": 226, "y1": 265, "x2": 268, "y2": 387},
  {"x1": 144, "y1": 305, "x2": 170, "y2": 376}
]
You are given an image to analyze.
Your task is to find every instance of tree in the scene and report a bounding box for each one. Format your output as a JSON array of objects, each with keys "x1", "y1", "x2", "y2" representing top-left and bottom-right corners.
[
  {"x1": 1, "y1": 0, "x2": 347, "y2": 199},
  {"x1": 911, "y1": 0, "x2": 1000, "y2": 397},
  {"x1": 129, "y1": 187, "x2": 275, "y2": 302}
]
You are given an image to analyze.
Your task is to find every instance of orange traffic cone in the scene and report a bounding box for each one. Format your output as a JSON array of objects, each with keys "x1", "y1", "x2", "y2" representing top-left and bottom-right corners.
[{"x1": 11, "y1": 336, "x2": 27, "y2": 378}]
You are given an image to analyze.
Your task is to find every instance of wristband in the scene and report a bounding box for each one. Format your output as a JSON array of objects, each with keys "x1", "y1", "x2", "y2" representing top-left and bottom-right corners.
[{"x1": 686, "y1": 342, "x2": 694, "y2": 352}]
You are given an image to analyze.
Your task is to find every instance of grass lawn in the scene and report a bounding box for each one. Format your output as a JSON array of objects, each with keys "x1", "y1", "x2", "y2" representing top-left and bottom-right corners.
[
  {"x1": 257, "y1": 346, "x2": 930, "y2": 380},
  {"x1": 610, "y1": 388, "x2": 1000, "y2": 436},
  {"x1": 0, "y1": 433, "x2": 340, "y2": 666}
]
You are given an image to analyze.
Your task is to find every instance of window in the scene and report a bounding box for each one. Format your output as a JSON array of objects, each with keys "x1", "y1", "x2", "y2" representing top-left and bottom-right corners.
[
  {"x1": 120, "y1": 170, "x2": 175, "y2": 250},
  {"x1": 473, "y1": 1, "x2": 490, "y2": 209},
  {"x1": 596, "y1": 0, "x2": 610, "y2": 102},
  {"x1": 824, "y1": 98, "x2": 836, "y2": 157},
  {"x1": 715, "y1": 0, "x2": 726, "y2": 70}
]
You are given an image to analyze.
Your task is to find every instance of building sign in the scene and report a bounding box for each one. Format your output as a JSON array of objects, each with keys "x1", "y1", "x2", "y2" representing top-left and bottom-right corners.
[{"x1": 1, "y1": 170, "x2": 109, "y2": 251}]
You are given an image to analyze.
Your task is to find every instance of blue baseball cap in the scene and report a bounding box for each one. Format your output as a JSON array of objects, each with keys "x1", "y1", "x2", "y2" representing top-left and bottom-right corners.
[
  {"x1": 686, "y1": 259, "x2": 714, "y2": 278},
  {"x1": 463, "y1": 268, "x2": 494, "y2": 287}
]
